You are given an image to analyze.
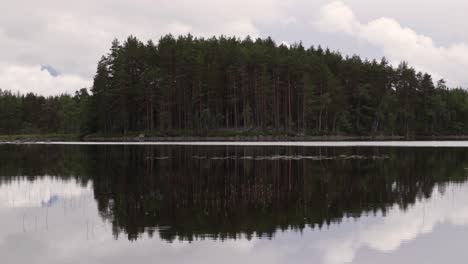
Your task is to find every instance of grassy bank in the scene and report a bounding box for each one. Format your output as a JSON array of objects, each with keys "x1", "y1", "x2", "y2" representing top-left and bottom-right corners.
[
  {"x1": 0, "y1": 134, "x2": 79, "y2": 142},
  {"x1": 84, "y1": 129, "x2": 406, "y2": 141},
  {"x1": 3, "y1": 130, "x2": 468, "y2": 143}
]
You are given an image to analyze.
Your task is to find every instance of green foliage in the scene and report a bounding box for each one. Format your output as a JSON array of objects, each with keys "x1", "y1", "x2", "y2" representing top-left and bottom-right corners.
[
  {"x1": 0, "y1": 89, "x2": 90, "y2": 135},
  {"x1": 87, "y1": 35, "x2": 468, "y2": 136},
  {"x1": 1, "y1": 35, "x2": 468, "y2": 137}
]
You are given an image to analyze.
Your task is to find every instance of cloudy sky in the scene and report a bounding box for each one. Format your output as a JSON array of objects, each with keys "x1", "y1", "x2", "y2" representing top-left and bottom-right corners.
[{"x1": 1, "y1": 0, "x2": 468, "y2": 95}]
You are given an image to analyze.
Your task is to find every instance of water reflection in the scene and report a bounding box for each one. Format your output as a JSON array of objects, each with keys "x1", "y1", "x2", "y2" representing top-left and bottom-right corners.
[
  {"x1": 1, "y1": 145, "x2": 468, "y2": 263},
  {"x1": 317, "y1": 184, "x2": 468, "y2": 264},
  {"x1": 0, "y1": 178, "x2": 91, "y2": 208}
]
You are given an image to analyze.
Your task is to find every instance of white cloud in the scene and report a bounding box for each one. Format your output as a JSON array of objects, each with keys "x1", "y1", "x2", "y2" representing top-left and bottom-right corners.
[
  {"x1": 0, "y1": 0, "x2": 292, "y2": 95},
  {"x1": 0, "y1": 64, "x2": 91, "y2": 96},
  {"x1": 314, "y1": 1, "x2": 468, "y2": 86},
  {"x1": 166, "y1": 22, "x2": 193, "y2": 36},
  {"x1": 222, "y1": 19, "x2": 260, "y2": 39},
  {"x1": 280, "y1": 17, "x2": 298, "y2": 26},
  {"x1": 315, "y1": 1, "x2": 358, "y2": 34},
  {"x1": 3, "y1": 0, "x2": 468, "y2": 94}
]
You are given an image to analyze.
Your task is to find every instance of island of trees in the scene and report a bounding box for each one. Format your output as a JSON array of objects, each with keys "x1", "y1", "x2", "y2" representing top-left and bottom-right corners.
[{"x1": 1, "y1": 34, "x2": 468, "y2": 138}]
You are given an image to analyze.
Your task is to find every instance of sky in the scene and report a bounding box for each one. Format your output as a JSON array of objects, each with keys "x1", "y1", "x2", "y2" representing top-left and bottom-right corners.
[{"x1": 1, "y1": 0, "x2": 468, "y2": 95}]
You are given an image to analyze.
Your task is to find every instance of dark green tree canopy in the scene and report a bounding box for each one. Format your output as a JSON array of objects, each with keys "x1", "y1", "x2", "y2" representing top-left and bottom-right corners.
[{"x1": 1, "y1": 34, "x2": 468, "y2": 137}]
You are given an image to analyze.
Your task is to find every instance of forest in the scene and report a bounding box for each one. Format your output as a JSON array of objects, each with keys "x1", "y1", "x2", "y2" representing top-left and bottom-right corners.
[{"x1": 1, "y1": 34, "x2": 468, "y2": 137}]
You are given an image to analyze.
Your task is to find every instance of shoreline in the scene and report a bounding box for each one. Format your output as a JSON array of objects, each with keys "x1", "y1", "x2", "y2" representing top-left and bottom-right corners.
[
  {"x1": 5, "y1": 134, "x2": 468, "y2": 143},
  {"x1": 73, "y1": 135, "x2": 468, "y2": 142},
  {"x1": 86, "y1": 135, "x2": 406, "y2": 142}
]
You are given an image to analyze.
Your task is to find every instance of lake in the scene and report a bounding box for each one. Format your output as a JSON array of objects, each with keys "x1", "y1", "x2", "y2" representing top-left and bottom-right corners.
[{"x1": 1, "y1": 142, "x2": 468, "y2": 263}]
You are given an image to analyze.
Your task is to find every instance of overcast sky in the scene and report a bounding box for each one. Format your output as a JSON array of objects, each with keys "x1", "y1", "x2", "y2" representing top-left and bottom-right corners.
[{"x1": 1, "y1": 0, "x2": 468, "y2": 95}]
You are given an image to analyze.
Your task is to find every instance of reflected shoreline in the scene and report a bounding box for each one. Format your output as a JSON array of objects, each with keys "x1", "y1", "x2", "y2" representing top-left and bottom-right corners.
[
  {"x1": 6, "y1": 140, "x2": 468, "y2": 147},
  {"x1": 1, "y1": 145, "x2": 467, "y2": 242}
]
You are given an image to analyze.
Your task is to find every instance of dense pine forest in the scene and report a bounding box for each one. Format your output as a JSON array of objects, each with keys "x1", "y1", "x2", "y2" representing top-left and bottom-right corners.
[{"x1": 1, "y1": 34, "x2": 468, "y2": 137}]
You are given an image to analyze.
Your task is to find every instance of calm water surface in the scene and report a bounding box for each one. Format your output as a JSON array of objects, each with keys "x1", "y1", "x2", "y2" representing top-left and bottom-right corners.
[{"x1": 1, "y1": 143, "x2": 468, "y2": 263}]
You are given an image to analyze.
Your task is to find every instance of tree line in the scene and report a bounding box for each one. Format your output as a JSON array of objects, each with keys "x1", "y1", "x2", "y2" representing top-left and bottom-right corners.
[
  {"x1": 0, "y1": 89, "x2": 90, "y2": 135},
  {"x1": 1, "y1": 34, "x2": 468, "y2": 136}
]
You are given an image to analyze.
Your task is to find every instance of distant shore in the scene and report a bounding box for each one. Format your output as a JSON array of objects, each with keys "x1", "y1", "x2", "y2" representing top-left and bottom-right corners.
[
  {"x1": 83, "y1": 135, "x2": 468, "y2": 142},
  {"x1": 0, "y1": 134, "x2": 79, "y2": 142},
  {"x1": 5, "y1": 134, "x2": 468, "y2": 143},
  {"x1": 86, "y1": 135, "x2": 405, "y2": 142}
]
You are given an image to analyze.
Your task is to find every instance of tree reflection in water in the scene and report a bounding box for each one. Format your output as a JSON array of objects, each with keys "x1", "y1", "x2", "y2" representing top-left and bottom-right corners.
[{"x1": 0, "y1": 145, "x2": 467, "y2": 242}]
